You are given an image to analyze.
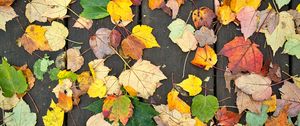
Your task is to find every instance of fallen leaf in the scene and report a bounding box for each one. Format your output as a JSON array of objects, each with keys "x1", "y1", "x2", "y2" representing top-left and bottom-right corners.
[
  {"x1": 177, "y1": 74, "x2": 202, "y2": 96},
  {"x1": 86, "y1": 113, "x2": 111, "y2": 126},
  {"x1": 57, "y1": 70, "x2": 78, "y2": 82},
  {"x1": 0, "y1": 6, "x2": 17, "y2": 31},
  {"x1": 267, "y1": 63, "x2": 281, "y2": 82},
  {"x1": 52, "y1": 79, "x2": 73, "y2": 98},
  {"x1": 237, "y1": 6, "x2": 258, "y2": 39},
  {"x1": 42, "y1": 0, "x2": 71, "y2": 19},
  {"x1": 220, "y1": 36, "x2": 263, "y2": 74},
  {"x1": 265, "y1": 104, "x2": 292, "y2": 126},
  {"x1": 17, "y1": 25, "x2": 51, "y2": 54},
  {"x1": 90, "y1": 28, "x2": 115, "y2": 59},
  {"x1": 57, "y1": 92, "x2": 73, "y2": 112},
  {"x1": 288, "y1": 10, "x2": 300, "y2": 34},
  {"x1": 283, "y1": 34, "x2": 300, "y2": 59},
  {"x1": 131, "y1": 0, "x2": 142, "y2": 5},
  {"x1": 102, "y1": 95, "x2": 133, "y2": 125},
  {"x1": 110, "y1": 29, "x2": 121, "y2": 49},
  {"x1": 167, "y1": 90, "x2": 190, "y2": 114},
  {"x1": 224, "y1": 67, "x2": 242, "y2": 92},
  {"x1": 148, "y1": 0, "x2": 164, "y2": 10},
  {"x1": 275, "y1": 0, "x2": 290, "y2": 9},
  {"x1": 236, "y1": 89, "x2": 262, "y2": 114},
  {"x1": 45, "y1": 21, "x2": 69, "y2": 51},
  {"x1": 235, "y1": 73, "x2": 272, "y2": 101},
  {"x1": 257, "y1": 9, "x2": 278, "y2": 34},
  {"x1": 55, "y1": 52, "x2": 66, "y2": 70},
  {"x1": 77, "y1": 71, "x2": 92, "y2": 92},
  {"x1": 0, "y1": 0, "x2": 14, "y2": 6},
  {"x1": 131, "y1": 25, "x2": 160, "y2": 48},
  {"x1": 263, "y1": 95, "x2": 277, "y2": 112},
  {"x1": 67, "y1": 48, "x2": 84, "y2": 72},
  {"x1": 15, "y1": 64, "x2": 35, "y2": 90},
  {"x1": 25, "y1": 0, "x2": 49, "y2": 23},
  {"x1": 73, "y1": 17, "x2": 93, "y2": 29},
  {"x1": 88, "y1": 59, "x2": 110, "y2": 80},
  {"x1": 274, "y1": 99, "x2": 300, "y2": 117},
  {"x1": 192, "y1": 95, "x2": 219, "y2": 122},
  {"x1": 280, "y1": 81, "x2": 300, "y2": 103},
  {"x1": 104, "y1": 76, "x2": 121, "y2": 95},
  {"x1": 87, "y1": 79, "x2": 106, "y2": 98},
  {"x1": 217, "y1": 5, "x2": 235, "y2": 25},
  {"x1": 0, "y1": 90, "x2": 19, "y2": 110},
  {"x1": 107, "y1": 0, "x2": 134, "y2": 25},
  {"x1": 194, "y1": 26, "x2": 217, "y2": 47},
  {"x1": 121, "y1": 35, "x2": 146, "y2": 60},
  {"x1": 4, "y1": 99, "x2": 37, "y2": 126},
  {"x1": 262, "y1": 12, "x2": 295, "y2": 55},
  {"x1": 246, "y1": 105, "x2": 268, "y2": 126},
  {"x1": 166, "y1": 0, "x2": 179, "y2": 19},
  {"x1": 0, "y1": 58, "x2": 28, "y2": 97},
  {"x1": 80, "y1": 0, "x2": 110, "y2": 19},
  {"x1": 119, "y1": 59, "x2": 167, "y2": 99},
  {"x1": 154, "y1": 105, "x2": 196, "y2": 126},
  {"x1": 33, "y1": 55, "x2": 54, "y2": 80},
  {"x1": 192, "y1": 7, "x2": 216, "y2": 29},
  {"x1": 168, "y1": 18, "x2": 197, "y2": 52},
  {"x1": 215, "y1": 107, "x2": 241, "y2": 126},
  {"x1": 42, "y1": 100, "x2": 64, "y2": 126},
  {"x1": 191, "y1": 45, "x2": 217, "y2": 70},
  {"x1": 230, "y1": 0, "x2": 261, "y2": 13},
  {"x1": 83, "y1": 99, "x2": 103, "y2": 114}
]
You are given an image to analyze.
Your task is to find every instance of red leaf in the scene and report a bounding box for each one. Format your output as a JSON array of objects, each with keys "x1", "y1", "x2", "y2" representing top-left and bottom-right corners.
[
  {"x1": 220, "y1": 36, "x2": 263, "y2": 73},
  {"x1": 215, "y1": 107, "x2": 241, "y2": 126}
]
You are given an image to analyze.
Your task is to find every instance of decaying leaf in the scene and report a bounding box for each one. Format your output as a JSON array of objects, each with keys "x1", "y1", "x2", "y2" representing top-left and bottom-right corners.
[
  {"x1": 236, "y1": 6, "x2": 258, "y2": 39},
  {"x1": 73, "y1": 17, "x2": 93, "y2": 29},
  {"x1": 194, "y1": 26, "x2": 217, "y2": 47},
  {"x1": 265, "y1": 104, "x2": 293, "y2": 126},
  {"x1": 191, "y1": 45, "x2": 217, "y2": 70},
  {"x1": 131, "y1": 25, "x2": 160, "y2": 48},
  {"x1": 107, "y1": 0, "x2": 134, "y2": 25},
  {"x1": 45, "y1": 21, "x2": 69, "y2": 51},
  {"x1": 67, "y1": 48, "x2": 84, "y2": 72},
  {"x1": 121, "y1": 35, "x2": 146, "y2": 60},
  {"x1": 119, "y1": 59, "x2": 167, "y2": 99},
  {"x1": 57, "y1": 92, "x2": 73, "y2": 112},
  {"x1": 0, "y1": 90, "x2": 19, "y2": 110},
  {"x1": 0, "y1": 6, "x2": 17, "y2": 31},
  {"x1": 236, "y1": 89, "x2": 262, "y2": 114},
  {"x1": 192, "y1": 7, "x2": 216, "y2": 29},
  {"x1": 192, "y1": 95, "x2": 219, "y2": 122},
  {"x1": 42, "y1": 100, "x2": 64, "y2": 126},
  {"x1": 220, "y1": 36, "x2": 263, "y2": 74},
  {"x1": 215, "y1": 107, "x2": 241, "y2": 126},
  {"x1": 90, "y1": 28, "x2": 115, "y2": 59},
  {"x1": 167, "y1": 90, "x2": 190, "y2": 114},
  {"x1": 177, "y1": 74, "x2": 202, "y2": 96},
  {"x1": 86, "y1": 113, "x2": 111, "y2": 126}
]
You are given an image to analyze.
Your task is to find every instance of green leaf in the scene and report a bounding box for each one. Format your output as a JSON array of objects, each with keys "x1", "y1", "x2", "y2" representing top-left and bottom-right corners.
[
  {"x1": 297, "y1": 113, "x2": 300, "y2": 126},
  {"x1": 191, "y1": 95, "x2": 219, "y2": 122},
  {"x1": 0, "y1": 58, "x2": 28, "y2": 97},
  {"x1": 275, "y1": 0, "x2": 291, "y2": 9},
  {"x1": 127, "y1": 98, "x2": 158, "y2": 126},
  {"x1": 33, "y1": 55, "x2": 54, "y2": 80},
  {"x1": 48, "y1": 68, "x2": 60, "y2": 81},
  {"x1": 167, "y1": 18, "x2": 195, "y2": 43},
  {"x1": 246, "y1": 105, "x2": 268, "y2": 126},
  {"x1": 83, "y1": 99, "x2": 103, "y2": 114},
  {"x1": 80, "y1": 0, "x2": 110, "y2": 19},
  {"x1": 57, "y1": 70, "x2": 77, "y2": 82},
  {"x1": 283, "y1": 34, "x2": 300, "y2": 59},
  {"x1": 4, "y1": 99, "x2": 37, "y2": 126}
]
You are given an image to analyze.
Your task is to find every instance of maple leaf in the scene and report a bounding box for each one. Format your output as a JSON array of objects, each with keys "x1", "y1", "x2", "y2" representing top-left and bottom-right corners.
[
  {"x1": 131, "y1": 25, "x2": 160, "y2": 48},
  {"x1": 4, "y1": 99, "x2": 37, "y2": 126},
  {"x1": 86, "y1": 113, "x2": 111, "y2": 126},
  {"x1": 0, "y1": 6, "x2": 17, "y2": 31},
  {"x1": 67, "y1": 48, "x2": 84, "y2": 72},
  {"x1": 119, "y1": 59, "x2": 167, "y2": 99},
  {"x1": 121, "y1": 35, "x2": 146, "y2": 60},
  {"x1": 102, "y1": 95, "x2": 133, "y2": 125},
  {"x1": 42, "y1": 100, "x2": 64, "y2": 126},
  {"x1": 220, "y1": 36, "x2": 263, "y2": 74},
  {"x1": 167, "y1": 90, "x2": 191, "y2": 114},
  {"x1": 195, "y1": 26, "x2": 217, "y2": 47},
  {"x1": 237, "y1": 6, "x2": 258, "y2": 39},
  {"x1": 191, "y1": 45, "x2": 217, "y2": 70},
  {"x1": 215, "y1": 107, "x2": 241, "y2": 126},
  {"x1": 192, "y1": 7, "x2": 216, "y2": 29},
  {"x1": 177, "y1": 74, "x2": 202, "y2": 96},
  {"x1": 107, "y1": 0, "x2": 134, "y2": 25},
  {"x1": 45, "y1": 21, "x2": 69, "y2": 51},
  {"x1": 89, "y1": 28, "x2": 115, "y2": 59},
  {"x1": 192, "y1": 95, "x2": 219, "y2": 122},
  {"x1": 236, "y1": 89, "x2": 262, "y2": 114}
]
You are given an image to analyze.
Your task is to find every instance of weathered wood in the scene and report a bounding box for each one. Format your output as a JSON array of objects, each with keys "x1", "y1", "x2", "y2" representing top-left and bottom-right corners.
[
  {"x1": 0, "y1": 1, "x2": 65, "y2": 126},
  {"x1": 66, "y1": 1, "x2": 140, "y2": 125},
  {"x1": 141, "y1": 0, "x2": 215, "y2": 105}
]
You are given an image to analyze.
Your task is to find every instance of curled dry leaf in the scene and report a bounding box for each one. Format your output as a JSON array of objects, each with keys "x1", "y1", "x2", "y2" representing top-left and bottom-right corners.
[
  {"x1": 235, "y1": 73, "x2": 272, "y2": 101},
  {"x1": 107, "y1": 0, "x2": 134, "y2": 26},
  {"x1": 0, "y1": 0, "x2": 14, "y2": 6},
  {"x1": 90, "y1": 28, "x2": 115, "y2": 59},
  {"x1": 237, "y1": 6, "x2": 258, "y2": 39},
  {"x1": 121, "y1": 35, "x2": 146, "y2": 60},
  {"x1": 67, "y1": 48, "x2": 84, "y2": 72},
  {"x1": 192, "y1": 7, "x2": 216, "y2": 29},
  {"x1": 215, "y1": 107, "x2": 241, "y2": 126},
  {"x1": 73, "y1": 17, "x2": 93, "y2": 29},
  {"x1": 220, "y1": 36, "x2": 263, "y2": 74},
  {"x1": 167, "y1": 90, "x2": 190, "y2": 114},
  {"x1": 166, "y1": 0, "x2": 179, "y2": 19},
  {"x1": 86, "y1": 113, "x2": 111, "y2": 126},
  {"x1": 45, "y1": 21, "x2": 69, "y2": 51},
  {"x1": 119, "y1": 59, "x2": 167, "y2": 99},
  {"x1": 195, "y1": 26, "x2": 217, "y2": 47},
  {"x1": 236, "y1": 89, "x2": 262, "y2": 114},
  {"x1": 0, "y1": 6, "x2": 17, "y2": 31},
  {"x1": 191, "y1": 45, "x2": 217, "y2": 70},
  {"x1": 217, "y1": 5, "x2": 235, "y2": 25}
]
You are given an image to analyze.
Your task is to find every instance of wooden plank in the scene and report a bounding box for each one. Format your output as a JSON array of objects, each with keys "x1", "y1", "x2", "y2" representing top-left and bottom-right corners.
[
  {"x1": 0, "y1": 1, "x2": 65, "y2": 126},
  {"x1": 66, "y1": 2, "x2": 140, "y2": 125},
  {"x1": 141, "y1": 1, "x2": 215, "y2": 105}
]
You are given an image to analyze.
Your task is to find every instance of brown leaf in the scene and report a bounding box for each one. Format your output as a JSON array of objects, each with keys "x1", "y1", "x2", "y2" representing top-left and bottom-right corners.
[
  {"x1": 215, "y1": 107, "x2": 241, "y2": 126},
  {"x1": 224, "y1": 67, "x2": 242, "y2": 92},
  {"x1": 267, "y1": 63, "x2": 281, "y2": 82},
  {"x1": 192, "y1": 7, "x2": 216, "y2": 29},
  {"x1": 57, "y1": 92, "x2": 73, "y2": 112},
  {"x1": 55, "y1": 52, "x2": 66, "y2": 70},
  {"x1": 236, "y1": 89, "x2": 262, "y2": 114},
  {"x1": 265, "y1": 104, "x2": 293, "y2": 126},
  {"x1": 73, "y1": 17, "x2": 93, "y2": 29},
  {"x1": 258, "y1": 9, "x2": 278, "y2": 34},
  {"x1": 121, "y1": 35, "x2": 146, "y2": 60},
  {"x1": 166, "y1": 0, "x2": 179, "y2": 19},
  {"x1": 274, "y1": 99, "x2": 300, "y2": 117},
  {"x1": 110, "y1": 29, "x2": 121, "y2": 49},
  {"x1": 90, "y1": 28, "x2": 115, "y2": 59},
  {"x1": 287, "y1": 10, "x2": 300, "y2": 34},
  {"x1": 67, "y1": 48, "x2": 84, "y2": 72},
  {"x1": 194, "y1": 26, "x2": 217, "y2": 46},
  {"x1": 0, "y1": 0, "x2": 14, "y2": 6},
  {"x1": 131, "y1": 0, "x2": 142, "y2": 5}
]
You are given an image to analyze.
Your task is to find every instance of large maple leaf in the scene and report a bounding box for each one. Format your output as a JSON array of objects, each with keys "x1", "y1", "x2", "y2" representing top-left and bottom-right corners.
[{"x1": 220, "y1": 36, "x2": 263, "y2": 73}]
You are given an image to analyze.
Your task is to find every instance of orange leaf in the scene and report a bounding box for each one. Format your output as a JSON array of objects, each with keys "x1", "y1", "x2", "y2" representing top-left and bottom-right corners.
[
  {"x1": 57, "y1": 92, "x2": 73, "y2": 112},
  {"x1": 192, "y1": 7, "x2": 216, "y2": 29},
  {"x1": 0, "y1": 0, "x2": 14, "y2": 6},
  {"x1": 121, "y1": 35, "x2": 146, "y2": 60},
  {"x1": 191, "y1": 45, "x2": 217, "y2": 70},
  {"x1": 217, "y1": 5, "x2": 235, "y2": 25},
  {"x1": 220, "y1": 36, "x2": 263, "y2": 73},
  {"x1": 148, "y1": 0, "x2": 164, "y2": 10},
  {"x1": 167, "y1": 90, "x2": 190, "y2": 114},
  {"x1": 215, "y1": 107, "x2": 241, "y2": 126},
  {"x1": 176, "y1": 0, "x2": 185, "y2": 6},
  {"x1": 265, "y1": 104, "x2": 293, "y2": 126}
]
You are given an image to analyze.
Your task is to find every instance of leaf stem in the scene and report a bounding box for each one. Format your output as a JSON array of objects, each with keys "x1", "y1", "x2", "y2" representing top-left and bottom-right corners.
[{"x1": 182, "y1": 51, "x2": 190, "y2": 78}]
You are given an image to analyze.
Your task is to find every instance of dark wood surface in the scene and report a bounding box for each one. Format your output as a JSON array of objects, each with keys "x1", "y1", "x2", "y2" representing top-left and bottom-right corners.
[{"x1": 0, "y1": 0, "x2": 299, "y2": 126}]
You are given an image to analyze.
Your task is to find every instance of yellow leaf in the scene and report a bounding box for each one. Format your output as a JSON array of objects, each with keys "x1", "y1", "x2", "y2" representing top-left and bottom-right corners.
[
  {"x1": 87, "y1": 79, "x2": 107, "y2": 98},
  {"x1": 132, "y1": 25, "x2": 160, "y2": 48},
  {"x1": 246, "y1": 0, "x2": 261, "y2": 10},
  {"x1": 191, "y1": 45, "x2": 217, "y2": 70},
  {"x1": 167, "y1": 90, "x2": 190, "y2": 114},
  {"x1": 88, "y1": 59, "x2": 110, "y2": 80},
  {"x1": 107, "y1": 0, "x2": 134, "y2": 24},
  {"x1": 297, "y1": 4, "x2": 300, "y2": 12},
  {"x1": 42, "y1": 100, "x2": 64, "y2": 126},
  {"x1": 77, "y1": 71, "x2": 92, "y2": 92},
  {"x1": 263, "y1": 95, "x2": 277, "y2": 112},
  {"x1": 230, "y1": 0, "x2": 261, "y2": 13},
  {"x1": 217, "y1": 5, "x2": 236, "y2": 25},
  {"x1": 57, "y1": 92, "x2": 73, "y2": 112},
  {"x1": 195, "y1": 117, "x2": 207, "y2": 126},
  {"x1": 45, "y1": 21, "x2": 68, "y2": 51},
  {"x1": 177, "y1": 74, "x2": 202, "y2": 96},
  {"x1": 124, "y1": 86, "x2": 138, "y2": 97}
]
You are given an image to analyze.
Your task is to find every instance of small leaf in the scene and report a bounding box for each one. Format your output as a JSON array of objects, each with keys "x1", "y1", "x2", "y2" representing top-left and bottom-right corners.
[
  {"x1": 192, "y1": 95, "x2": 219, "y2": 122},
  {"x1": 194, "y1": 27, "x2": 217, "y2": 47},
  {"x1": 167, "y1": 90, "x2": 191, "y2": 114},
  {"x1": 67, "y1": 48, "x2": 84, "y2": 72},
  {"x1": 191, "y1": 45, "x2": 217, "y2": 70},
  {"x1": 121, "y1": 35, "x2": 146, "y2": 60},
  {"x1": 45, "y1": 21, "x2": 69, "y2": 51},
  {"x1": 131, "y1": 25, "x2": 160, "y2": 48},
  {"x1": 215, "y1": 107, "x2": 241, "y2": 126},
  {"x1": 73, "y1": 17, "x2": 93, "y2": 29},
  {"x1": 57, "y1": 92, "x2": 73, "y2": 112},
  {"x1": 42, "y1": 100, "x2": 64, "y2": 126},
  {"x1": 177, "y1": 74, "x2": 202, "y2": 96},
  {"x1": 107, "y1": 0, "x2": 134, "y2": 25},
  {"x1": 217, "y1": 5, "x2": 235, "y2": 25},
  {"x1": 192, "y1": 7, "x2": 216, "y2": 29},
  {"x1": 246, "y1": 105, "x2": 268, "y2": 126},
  {"x1": 42, "y1": 0, "x2": 71, "y2": 19}
]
